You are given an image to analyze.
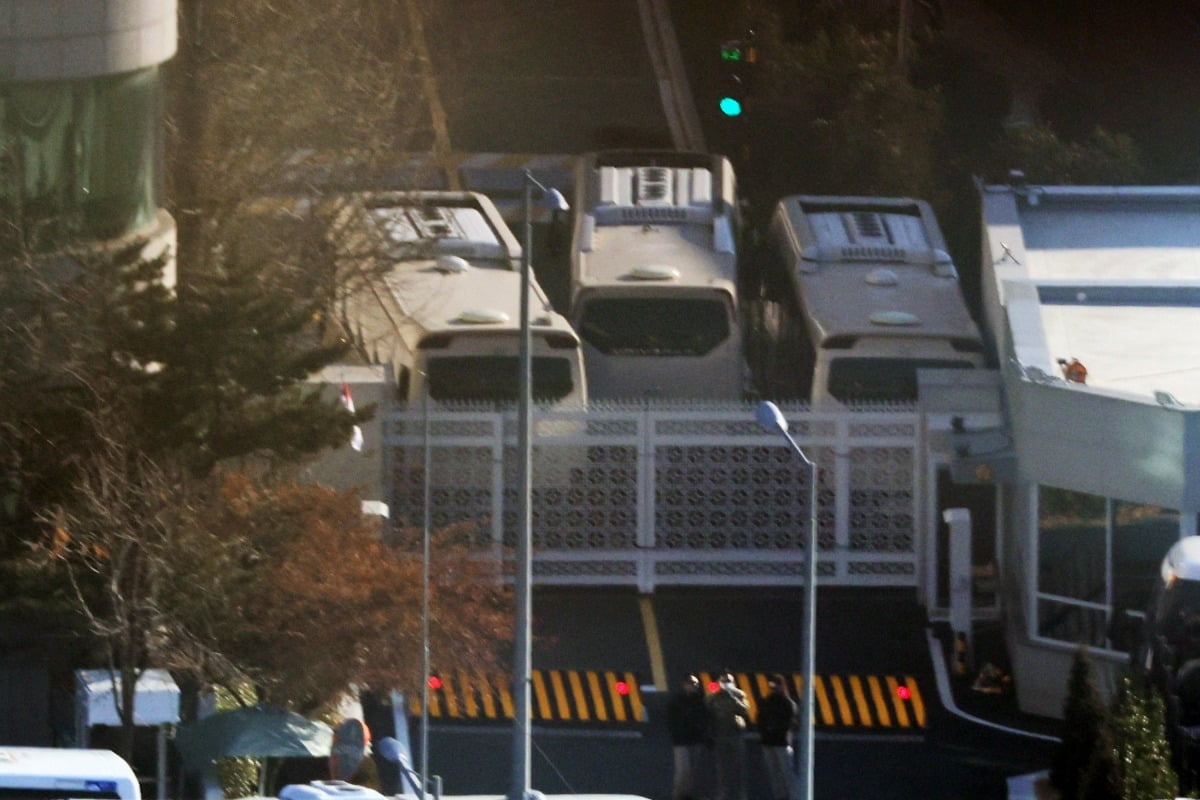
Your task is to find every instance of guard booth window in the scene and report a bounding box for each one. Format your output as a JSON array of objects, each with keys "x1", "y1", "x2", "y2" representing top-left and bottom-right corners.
[
  {"x1": 1112, "y1": 500, "x2": 1179, "y2": 619},
  {"x1": 1036, "y1": 485, "x2": 1179, "y2": 650}
]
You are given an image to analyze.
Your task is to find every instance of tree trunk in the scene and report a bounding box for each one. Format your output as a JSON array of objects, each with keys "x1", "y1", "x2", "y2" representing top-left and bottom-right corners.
[{"x1": 118, "y1": 664, "x2": 140, "y2": 764}]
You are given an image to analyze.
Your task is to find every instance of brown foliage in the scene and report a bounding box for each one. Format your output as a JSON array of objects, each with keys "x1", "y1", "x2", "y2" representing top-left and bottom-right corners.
[
  {"x1": 30, "y1": 430, "x2": 209, "y2": 761},
  {"x1": 193, "y1": 473, "x2": 512, "y2": 712}
]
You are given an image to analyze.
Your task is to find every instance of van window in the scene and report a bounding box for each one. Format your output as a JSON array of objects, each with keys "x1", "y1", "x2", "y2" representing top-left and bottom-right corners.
[
  {"x1": 578, "y1": 297, "x2": 730, "y2": 356},
  {"x1": 0, "y1": 788, "x2": 124, "y2": 799},
  {"x1": 826, "y1": 357, "x2": 974, "y2": 403},
  {"x1": 427, "y1": 356, "x2": 574, "y2": 403}
]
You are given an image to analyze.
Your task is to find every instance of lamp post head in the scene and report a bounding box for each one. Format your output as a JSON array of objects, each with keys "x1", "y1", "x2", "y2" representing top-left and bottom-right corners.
[
  {"x1": 524, "y1": 172, "x2": 570, "y2": 213},
  {"x1": 542, "y1": 187, "x2": 569, "y2": 213},
  {"x1": 756, "y1": 400, "x2": 788, "y2": 434}
]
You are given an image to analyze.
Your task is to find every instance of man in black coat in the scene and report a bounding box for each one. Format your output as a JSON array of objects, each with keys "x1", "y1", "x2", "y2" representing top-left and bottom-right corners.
[
  {"x1": 707, "y1": 671, "x2": 751, "y2": 800},
  {"x1": 757, "y1": 674, "x2": 797, "y2": 800},
  {"x1": 667, "y1": 674, "x2": 709, "y2": 800}
]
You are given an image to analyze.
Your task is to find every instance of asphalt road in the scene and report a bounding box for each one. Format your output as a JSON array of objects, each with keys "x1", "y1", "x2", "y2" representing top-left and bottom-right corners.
[
  {"x1": 422, "y1": 0, "x2": 671, "y2": 154},
  {"x1": 411, "y1": 586, "x2": 1050, "y2": 799}
]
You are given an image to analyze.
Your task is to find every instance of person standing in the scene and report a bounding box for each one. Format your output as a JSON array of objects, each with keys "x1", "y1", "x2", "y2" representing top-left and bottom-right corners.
[
  {"x1": 757, "y1": 674, "x2": 797, "y2": 800},
  {"x1": 667, "y1": 674, "x2": 708, "y2": 800},
  {"x1": 706, "y1": 671, "x2": 750, "y2": 800}
]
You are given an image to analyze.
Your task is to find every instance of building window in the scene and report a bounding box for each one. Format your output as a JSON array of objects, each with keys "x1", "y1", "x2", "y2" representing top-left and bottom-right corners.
[
  {"x1": 1, "y1": 68, "x2": 163, "y2": 252},
  {"x1": 1112, "y1": 501, "x2": 1178, "y2": 616},
  {"x1": 1037, "y1": 486, "x2": 1108, "y2": 647},
  {"x1": 1036, "y1": 484, "x2": 1179, "y2": 650}
]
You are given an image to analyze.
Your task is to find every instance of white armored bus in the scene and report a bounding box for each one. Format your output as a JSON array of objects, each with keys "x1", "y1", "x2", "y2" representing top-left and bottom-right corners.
[
  {"x1": 329, "y1": 191, "x2": 586, "y2": 408},
  {"x1": 568, "y1": 151, "x2": 746, "y2": 401},
  {"x1": 752, "y1": 194, "x2": 985, "y2": 407}
]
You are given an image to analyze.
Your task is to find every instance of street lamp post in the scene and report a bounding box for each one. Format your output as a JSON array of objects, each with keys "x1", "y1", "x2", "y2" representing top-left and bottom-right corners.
[
  {"x1": 755, "y1": 400, "x2": 817, "y2": 800},
  {"x1": 511, "y1": 171, "x2": 569, "y2": 800},
  {"x1": 421, "y1": 383, "x2": 432, "y2": 799}
]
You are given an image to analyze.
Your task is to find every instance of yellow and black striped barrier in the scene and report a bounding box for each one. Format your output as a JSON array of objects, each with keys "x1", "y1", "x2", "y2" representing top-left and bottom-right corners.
[
  {"x1": 697, "y1": 671, "x2": 927, "y2": 729},
  {"x1": 409, "y1": 669, "x2": 924, "y2": 729},
  {"x1": 409, "y1": 669, "x2": 644, "y2": 724}
]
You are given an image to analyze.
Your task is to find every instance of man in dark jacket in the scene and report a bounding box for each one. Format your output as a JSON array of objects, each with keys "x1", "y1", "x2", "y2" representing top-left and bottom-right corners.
[
  {"x1": 667, "y1": 674, "x2": 708, "y2": 800},
  {"x1": 706, "y1": 671, "x2": 750, "y2": 800},
  {"x1": 757, "y1": 674, "x2": 797, "y2": 800}
]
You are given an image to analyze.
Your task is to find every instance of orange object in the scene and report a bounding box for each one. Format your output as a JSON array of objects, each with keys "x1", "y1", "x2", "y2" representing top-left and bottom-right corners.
[{"x1": 1059, "y1": 358, "x2": 1088, "y2": 384}]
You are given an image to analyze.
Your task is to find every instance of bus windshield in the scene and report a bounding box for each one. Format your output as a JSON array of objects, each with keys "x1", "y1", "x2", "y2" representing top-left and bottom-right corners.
[
  {"x1": 427, "y1": 356, "x2": 575, "y2": 403},
  {"x1": 578, "y1": 297, "x2": 730, "y2": 356},
  {"x1": 827, "y1": 357, "x2": 975, "y2": 403}
]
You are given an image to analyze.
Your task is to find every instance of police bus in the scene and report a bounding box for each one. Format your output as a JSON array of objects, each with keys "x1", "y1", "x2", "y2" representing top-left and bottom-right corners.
[
  {"x1": 329, "y1": 191, "x2": 586, "y2": 408},
  {"x1": 568, "y1": 151, "x2": 746, "y2": 401},
  {"x1": 750, "y1": 194, "x2": 985, "y2": 408},
  {"x1": 0, "y1": 748, "x2": 140, "y2": 800}
]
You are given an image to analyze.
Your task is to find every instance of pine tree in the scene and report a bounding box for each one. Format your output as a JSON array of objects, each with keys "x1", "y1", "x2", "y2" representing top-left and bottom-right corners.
[
  {"x1": 1112, "y1": 677, "x2": 1178, "y2": 800},
  {"x1": 139, "y1": 251, "x2": 355, "y2": 475},
  {"x1": 1079, "y1": 722, "x2": 1122, "y2": 800},
  {"x1": 1052, "y1": 646, "x2": 1113, "y2": 800},
  {"x1": 0, "y1": 240, "x2": 175, "y2": 562}
]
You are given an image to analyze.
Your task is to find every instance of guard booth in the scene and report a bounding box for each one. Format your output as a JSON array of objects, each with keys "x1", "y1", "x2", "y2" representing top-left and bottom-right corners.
[
  {"x1": 75, "y1": 669, "x2": 180, "y2": 800},
  {"x1": 919, "y1": 368, "x2": 1010, "y2": 621}
]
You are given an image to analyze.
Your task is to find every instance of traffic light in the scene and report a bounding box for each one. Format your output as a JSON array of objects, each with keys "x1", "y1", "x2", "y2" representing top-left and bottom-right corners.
[
  {"x1": 718, "y1": 76, "x2": 746, "y2": 118},
  {"x1": 718, "y1": 36, "x2": 757, "y2": 118},
  {"x1": 719, "y1": 38, "x2": 758, "y2": 68}
]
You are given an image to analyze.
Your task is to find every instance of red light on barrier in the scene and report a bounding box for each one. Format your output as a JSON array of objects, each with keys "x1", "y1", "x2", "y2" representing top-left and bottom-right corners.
[
  {"x1": 707, "y1": 681, "x2": 720, "y2": 693},
  {"x1": 896, "y1": 685, "x2": 911, "y2": 700},
  {"x1": 614, "y1": 680, "x2": 631, "y2": 696},
  {"x1": 427, "y1": 675, "x2": 443, "y2": 691}
]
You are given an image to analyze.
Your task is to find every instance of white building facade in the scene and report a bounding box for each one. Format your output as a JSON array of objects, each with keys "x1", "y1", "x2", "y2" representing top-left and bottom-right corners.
[{"x1": 979, "y1": 182, "x2": 1200, "y2": 717}]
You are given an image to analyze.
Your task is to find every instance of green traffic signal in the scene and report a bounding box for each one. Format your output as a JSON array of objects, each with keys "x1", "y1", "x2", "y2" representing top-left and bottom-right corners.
[
  {"x1": 719, "y1": 96, "x2": 743, "y2": 117},
  {"x1": 719, "y1": 38, "x2": 757, "y2": 65}
]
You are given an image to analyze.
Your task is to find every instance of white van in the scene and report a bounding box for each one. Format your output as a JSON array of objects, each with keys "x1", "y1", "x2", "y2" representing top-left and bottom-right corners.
[{"x1": 0, "y1": 747, "x2": 140, "y2": 800}]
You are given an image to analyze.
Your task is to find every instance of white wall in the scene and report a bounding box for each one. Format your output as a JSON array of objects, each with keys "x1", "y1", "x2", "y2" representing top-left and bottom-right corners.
[
  {"x1": 0, "y1": 0, "x2": 177, "y2": 82},
  {"x1": 1007, "y1": 373, "x2": 1197, "y2": 510}
]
